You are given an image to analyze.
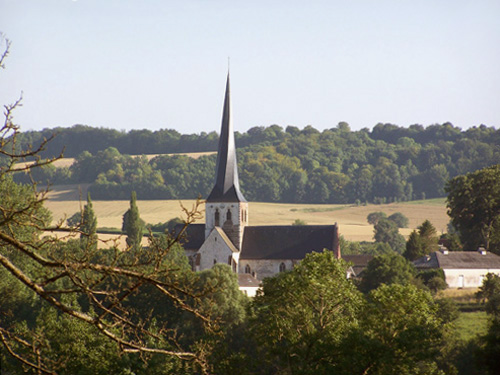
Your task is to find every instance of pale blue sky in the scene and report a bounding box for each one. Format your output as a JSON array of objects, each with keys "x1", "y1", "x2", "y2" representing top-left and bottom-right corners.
[{"x1": 1, "y1": 0, "x2": 499, "y2": 134}]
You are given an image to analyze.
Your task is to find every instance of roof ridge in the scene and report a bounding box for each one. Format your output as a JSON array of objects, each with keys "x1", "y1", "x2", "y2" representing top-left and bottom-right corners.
[{"x1": 214, "y1": 227, "x2": 239, "y2": 253}]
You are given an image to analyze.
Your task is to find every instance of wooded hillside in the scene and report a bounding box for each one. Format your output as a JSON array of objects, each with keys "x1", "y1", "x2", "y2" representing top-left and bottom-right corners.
[{"x1": 15, "y1": 122, "x2": 500, "y2": 203}]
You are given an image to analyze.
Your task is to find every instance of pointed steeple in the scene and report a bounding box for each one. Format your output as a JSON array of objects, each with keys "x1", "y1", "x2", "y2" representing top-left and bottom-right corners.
[{"x1": 207, "y1": 73, "x2": 247, "y2": 203}]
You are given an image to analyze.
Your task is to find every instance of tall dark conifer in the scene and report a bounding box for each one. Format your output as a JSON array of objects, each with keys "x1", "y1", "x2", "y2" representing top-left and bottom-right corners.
[
  {"x1": 403, "y1": 230, "x2": 425, "y2": 261},
  {"x1": 80, "y1": 192, "x2": 97, "y2": 249},
  {"x1": 122, "y1": 191, "x2": 143, "y2": 251}
]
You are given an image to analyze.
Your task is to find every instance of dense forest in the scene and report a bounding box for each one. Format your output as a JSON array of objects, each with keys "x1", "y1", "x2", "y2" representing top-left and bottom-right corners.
[{"x1": 16, "y1": 122, "x2": 500, "y2": 202}]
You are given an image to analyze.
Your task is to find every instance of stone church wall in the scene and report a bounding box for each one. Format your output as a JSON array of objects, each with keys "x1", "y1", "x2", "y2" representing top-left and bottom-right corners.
[
  {"x1": 197, "y1": 231, "x2": 234, "y2": 271},
  {"x1": 239, "y1": 259, "x2": 295, "y2": 280}
]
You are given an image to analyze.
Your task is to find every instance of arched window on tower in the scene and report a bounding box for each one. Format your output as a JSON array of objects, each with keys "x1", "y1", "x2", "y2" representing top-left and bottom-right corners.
[
  {"x1": 214, "y1": 209, "x2": 220, "y2": 226},
  {"x1": 226, "y1": 209, "x2": 232, "y2": 221},
  {"x1": 245, "y1": 264, "x2": 251, "y2": 274},
  {"x1": 279, "y1": 262, "x2": 286, "y2": 272}
]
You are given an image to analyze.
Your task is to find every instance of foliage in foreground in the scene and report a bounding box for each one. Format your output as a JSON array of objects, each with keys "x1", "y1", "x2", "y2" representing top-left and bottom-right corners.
[{"x1": 446, "y1": 165, "x2": 500, "y2": 254}]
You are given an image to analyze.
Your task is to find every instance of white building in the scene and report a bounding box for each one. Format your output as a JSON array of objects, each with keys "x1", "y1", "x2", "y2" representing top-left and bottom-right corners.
[{"x1": 414, "y1": 248, "x2": 500, "y2": 288}]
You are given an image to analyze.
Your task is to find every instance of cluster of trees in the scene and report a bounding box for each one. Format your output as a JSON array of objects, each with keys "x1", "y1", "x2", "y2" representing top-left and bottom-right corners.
[
  {"x1": 2, "y1": 125, "x2": 499, "y2": 375},
  {"x1": 446, "y1": 165, "x2": 500, "y2": 254},
  {"x1": 360, "y1": 163, "x2": 500, "y2": 256},
  {"x1": 15, "y1": 121, "x2": 500, "y2": 203}
]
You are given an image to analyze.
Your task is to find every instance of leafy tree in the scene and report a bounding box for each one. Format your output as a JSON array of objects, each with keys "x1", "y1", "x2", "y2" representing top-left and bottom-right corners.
[
  {"x1": 146, "y1": 217, "x2": 183, "y2": 234},
  {"x1": 439, "y1": 232, "x2": 462, "y2": 252},
  {"x1": 367, "y1": 211, "x2": 387, "y2": 225},
  {"x1": 292, "y1": 218, "x2": 307, "y2": 225},
  {"x1": 388, "y1": 212, "x2": 409, "y2": 228},
  {"x1": 476, "y1": 273, "x2": 500, "y2": 315},
  {"x1": 122, "y1": 190, "x2": 144, "y2": 250},
  {"x1": 197, "y1": 264, "x2": 248, "y2": 326},
  {"x1": 482, "y1": 320, "x2": 500, "y2": 375},
  {"x1": 347, "y1": 284, "x2": 450, "y2": 375},
  {"x1": 0, "y1": 40, "x2": 217, "y2": 373},
  {"x1": 373, "y1": 218, "x2": 406, "y2": 253},
  {"x1": 359, "y1": 252, "x2": 416, "y2": 293},
  {"x1": 249, "y1": 251, "x2": 363, "y2": 374},
  {"x1": 476, "y1": 273, "x2": 500, "y2": 375},
  {"x1": 417, "y1": 269, "x2": 448, "y2": 293},
  {"x1": 446, "y1": 165, "x2": 500, "y2": 253}
]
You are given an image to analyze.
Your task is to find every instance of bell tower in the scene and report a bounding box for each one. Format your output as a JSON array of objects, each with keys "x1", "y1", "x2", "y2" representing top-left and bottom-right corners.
[{"x1": 205, "y1": 73, "x2": 248, "y2": 250}]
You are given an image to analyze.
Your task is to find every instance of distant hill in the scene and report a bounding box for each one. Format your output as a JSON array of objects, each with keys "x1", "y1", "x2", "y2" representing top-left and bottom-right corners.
[{"x1": 14, "y1": 123, "x2": 500, "y2": 204}]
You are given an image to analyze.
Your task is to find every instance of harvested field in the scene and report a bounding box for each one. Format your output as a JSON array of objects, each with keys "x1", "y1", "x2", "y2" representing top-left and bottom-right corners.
[{"x1": 46, "y1": 185, "x2": 449, "y2": 242}]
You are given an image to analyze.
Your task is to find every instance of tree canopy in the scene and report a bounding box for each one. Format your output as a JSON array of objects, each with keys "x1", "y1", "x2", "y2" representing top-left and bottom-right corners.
[
  {"x1": 446, "y1": 165, "x2": 500, "y2": 253},
  {"x1": 359, "y1": 252, "x2": 416, "y2": 293},
  {"x1": 16, "y1": 122, "x2": 500, "y2": 204},
  {"x1": 249, "y1": 251, "x2": 363, "y2": 374}
]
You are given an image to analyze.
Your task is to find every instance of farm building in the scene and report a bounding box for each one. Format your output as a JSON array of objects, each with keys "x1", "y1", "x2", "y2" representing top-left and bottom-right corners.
[{"x1": 413, "y1": 248, "x2": 500, "y2": 288}]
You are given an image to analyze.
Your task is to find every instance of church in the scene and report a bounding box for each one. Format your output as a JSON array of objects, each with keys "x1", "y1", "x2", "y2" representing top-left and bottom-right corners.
[{"x1": 180, "y1": 74, "x2": 341, "y2": 291}]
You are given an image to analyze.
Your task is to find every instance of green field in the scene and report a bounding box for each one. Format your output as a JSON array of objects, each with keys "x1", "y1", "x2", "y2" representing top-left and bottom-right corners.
[{"x1": 455, "y1": 311, "x2": 489, "y2": 342}]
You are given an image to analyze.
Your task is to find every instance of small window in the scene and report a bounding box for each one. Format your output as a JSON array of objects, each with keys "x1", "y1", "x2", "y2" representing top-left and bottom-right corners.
[
  {"x1": 245, "y1": 264, "x2": 251, "y2": 274},
  {"x1": 213, "y1": 259, "x2": 217, "y2": 265},
  {"x1": 214, "y1": 209, "x2": 220, "y2": 226},
  {"x1": 228, "y1": 256, "x2": 232, "y2": 265},
  {"x1": 227, "y1": 209, "x2": 232, "y2": 221},
  {"x1": 279, "y1": 262, "x2": 286, "y2": 272}
]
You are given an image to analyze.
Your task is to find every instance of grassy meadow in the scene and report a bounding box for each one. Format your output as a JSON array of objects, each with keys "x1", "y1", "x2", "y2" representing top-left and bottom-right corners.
[
  {"x1": 45, "y1": 184, "x2": 449, "y2": 243},
  {"x1": 437, "y1": 289, "x2": 490, "y2": 342}
]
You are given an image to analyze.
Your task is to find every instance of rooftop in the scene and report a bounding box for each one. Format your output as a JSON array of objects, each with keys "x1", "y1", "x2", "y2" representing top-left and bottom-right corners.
[{"x1": 414, "y1": 250, "x2": 500, "y2": 270}]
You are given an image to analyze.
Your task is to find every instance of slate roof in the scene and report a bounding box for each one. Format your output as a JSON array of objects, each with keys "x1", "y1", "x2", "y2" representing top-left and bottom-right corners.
[
  {"x1": 206, "y1": 73, "x2": 247, "y2": 203},
  {"x1": 174, "y1": 223, "x2": 205, "y2": 251},
  {"x1": 240, "y1": 225, "x2": 338, "y2": 260},
  {"x1": 343, "y1": 254, "x2": 374, "y2": 276},
  {"x1": 414, "y1": 250, "x2": 500, "y2": 270},
  {"x1": 238, "y1": 273, "x2": 261, "y2": 288}
]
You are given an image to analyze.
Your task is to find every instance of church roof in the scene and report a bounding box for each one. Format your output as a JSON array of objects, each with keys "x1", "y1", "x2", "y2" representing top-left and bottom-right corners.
[
  {"x1": 343, "y1": 254, "x2": 374, "y2": 276},
  {"x1": 213, "y1": 227, "x2": 239, "y2": 253},
  {"x1": 206, "y1": 74, "x2": 247, "y2": 203},
  {"x1": 414, "y1": 250, "x2": 500, "y2": 270},
  {"x1": 174, "y1": 223, "x2": 205, "y2": 251},
  {"x1": 240, "y1": 225, "x2": 338, "y2": 260}
]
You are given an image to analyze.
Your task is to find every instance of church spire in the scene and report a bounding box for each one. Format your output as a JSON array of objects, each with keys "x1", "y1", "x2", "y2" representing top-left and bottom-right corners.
[{"x1": 207, "y1": 73, "x2": 247, "y2": 202}]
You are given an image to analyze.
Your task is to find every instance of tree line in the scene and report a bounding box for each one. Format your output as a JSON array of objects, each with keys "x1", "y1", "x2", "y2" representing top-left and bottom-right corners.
[{"x1": 14, "y1": 122, "x2": 500, "y2": 203}]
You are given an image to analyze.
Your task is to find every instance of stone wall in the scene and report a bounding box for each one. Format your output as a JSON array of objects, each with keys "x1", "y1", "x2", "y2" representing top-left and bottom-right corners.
[{"x1": 239, "y1": 259, "x2": 296, "y2": 280}]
